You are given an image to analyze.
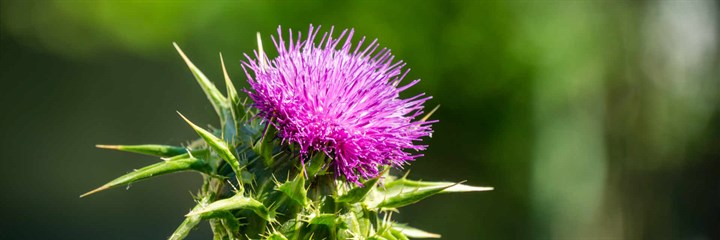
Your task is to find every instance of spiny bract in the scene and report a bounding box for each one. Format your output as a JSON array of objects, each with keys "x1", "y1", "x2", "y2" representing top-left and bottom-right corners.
[{"x1": 82, "y1": 25, "x2": 492, "y2": 240}]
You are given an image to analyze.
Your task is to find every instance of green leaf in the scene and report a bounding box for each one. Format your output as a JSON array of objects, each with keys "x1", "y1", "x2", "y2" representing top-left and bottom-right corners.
[
  {"x1": 177, "y1": 112, "x2": 242, "y2": 180},
  {"x1": 374, "y1": 184, "x2": 450, "y2": 209},
  {"x1": 80, "y1": 155, "x2": 211, "y2": 197},
  {"x1": 219, "y1": 53, "x2": 242, "y2": 144},
  {"x1": 253, "y1": 122, "x2": 276, "y2": 166},
  {"x1": 198, "y1": 210, "x2": 240, "y2": 237},
  {"x1": 343, "y1": 211, "x2": 363, "y2": 237},
  {"x1": 173, "y1": 43, "x2": 228, "y2": 120},
  {"x1": 391, "y1": 225, "x2": 440, "y2": 239},
  {"x1": 278, "y1": 174, "x2": 308, "y2": 206},
  {"x1": 367, "y1": 236, "x2": 388, "y2": 240},
  {"x1": 220, "y1": 53, "x2": 244, "y2": 121},
  {"x1": 169, "y1": 197, "x2": 211, "y2": 240},
  {"x1": 305, "y1": 152, "x2": 328, "y2": 177},
  {"x1": 388, "y1": 228, "x2": 410, "y2": 240},
  {"x1": 265, "y1": 232, "x2": 288, "y2": 240},
  {"x1": 388, "y1": 178, "x2": 494, "y2": 194},
  {"x1": 308, "y1": 213, "x2": 338, "y2": 227},
  {"x1": 95, "y1": 144, "x2": 187, "y2": 157},
  {"x1": 336, "y1": 169, "x2": 385, "y2": 203},
  {"x1": 370, "y1": 177, "x2": 491, "y2": 209},
  {"x1": 187, "y1": 193, "x2": 274, "y2": 221}
]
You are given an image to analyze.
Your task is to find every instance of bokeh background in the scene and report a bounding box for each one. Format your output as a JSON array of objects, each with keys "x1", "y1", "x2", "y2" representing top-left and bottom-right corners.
[{"x1": 1, "y1": 0, "x2": 718, "y2": 239}]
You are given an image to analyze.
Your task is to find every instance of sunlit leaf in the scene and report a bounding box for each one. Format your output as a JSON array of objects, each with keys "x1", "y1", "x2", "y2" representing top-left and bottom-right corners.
[
  {"x1": 308, "y1": 213, "x2": 337, "y2": 227},
  {"x1": 80, "y1": 155, "x2": 211, "y2": 197},
  {"x1": 391, "y1": 225, "x2": 440, "y2": 239},
  {"x1": 187, "y1": 193, "x2": 273, "y2": 221},
  {"x1": 278, "y1": 174, "x2": 307, "y2": 206},
  {"x1": 336, "y1": 169, "x2": 386, "y2": 203},
  {"x1": 177, "y1": 112, "x2": 242, "y2": 179},
  {"x1": 95, "y1": 144, "x2": 187, "y2": 157},
  {"x1": 169, "y1": 197, "x2": 211, "y2": 240},
  {"x1": 173, "y1": 43, "x2": 228, "y2": 120},
  {"x1": 369, "y1": 177, "x2": 491, "y2": 209},
  {"x1": 265, "y1": 232, "x2": 288, "y2": 240}
]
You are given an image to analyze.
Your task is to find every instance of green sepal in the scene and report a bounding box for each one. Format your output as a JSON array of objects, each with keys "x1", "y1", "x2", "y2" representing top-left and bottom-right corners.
[
  {"x1": 178, "y1": 112, "x2": 243, "y2": 181},
  {"x1": 96, "y1": 144, "x2": 187, "y2": 157},
  {"x1": 277, "y1": 174, "x2": 308, "y2": 206},
  {"x1": 391, "y1": 225, "x2": 440, "y2": 239},
  {"x1": 80, "y1": 155, "x2": 211, "y2": 197},
  {"x1": 173, "y1": 43, "x2": 228, "y2": 120},
  {"x1": 336, "y1": 168, "x2": 386, "y2": 203},
  {"x1": 187, "y1": 193, "x2": 274, "y2": 221}
]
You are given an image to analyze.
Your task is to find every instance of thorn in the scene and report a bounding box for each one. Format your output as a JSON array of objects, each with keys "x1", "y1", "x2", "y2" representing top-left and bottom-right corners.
[
  {"x1": 173, "y1": 42, "x2": 198, "y2": 71},
  {"x1": 420, "y1": 105, "x2": 440, "y2": 122},
  {"x1": 401, "y1": 170, "x2": 411, "y2": 179},
  {"x1": 177, "y1": 111, "x2": 197, "y2": 128},
  {"x1": 220, "y1": 52, "x2": 235, "y2": 94},
  {"x1": 95, "y1": 144, "x2": 120, "y2": 150},
  {"x1": 79, "y1": 184, "x2": 109, "y2": 198}
]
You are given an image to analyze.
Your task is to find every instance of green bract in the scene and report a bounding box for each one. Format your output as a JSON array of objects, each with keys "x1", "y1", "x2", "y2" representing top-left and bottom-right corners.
[{"x1": 81, "y1": 40, "x2": 492, "y2": 240}]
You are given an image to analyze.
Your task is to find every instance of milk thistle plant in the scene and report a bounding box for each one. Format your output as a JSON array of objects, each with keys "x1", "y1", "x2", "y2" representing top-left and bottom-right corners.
[{"x1": 82, "y1": 25, "x2": 492, "y2": 240}]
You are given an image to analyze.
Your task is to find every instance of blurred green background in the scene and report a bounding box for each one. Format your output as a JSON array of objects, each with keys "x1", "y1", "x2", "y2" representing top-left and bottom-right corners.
[{"x1": 1, "y1": 0, "x2": 718, "y2": 239}]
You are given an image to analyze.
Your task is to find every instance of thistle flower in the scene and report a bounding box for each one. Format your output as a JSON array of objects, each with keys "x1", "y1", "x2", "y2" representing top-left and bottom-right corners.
[
  {"x1": 83, "y1": 28, "x2": 491, "y2": 240},
  {"x1": 244, "y1": 25, "x2": 434, "y2": 183}
]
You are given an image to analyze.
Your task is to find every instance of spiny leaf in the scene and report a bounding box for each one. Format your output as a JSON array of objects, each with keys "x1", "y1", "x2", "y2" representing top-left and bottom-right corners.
[
  {"x1": 96, "y1": 144, "x2": 187, "y2": 157},
  {"x1": 219, "y1": 53, "x2": 243, "y2": 143},
  {"x1": 198, "y1": 210, "x2": 240, "y2": 237},
  {"x1": 80, "y1": 155, "x2": 211, "y2": 198},
  {"x1": 387, "y1": 178, "x2": 494, "y2": 193},
  {"x1": 187, "y1": 193, "x2": 273, "y2": 221},
  {"x1": 177, "y1": 112, "x2": 242, "y2": 180},
  {"x1": 336, "y1": 168, "x2": 386, "y2": 203},
  {"x1": 169, "y1": 197, "x2": 211, "y2": 240},
  {"x1": 220, "y1": 53, "x2": 244, "y2": 120},
  {"x1": 391, "y1": 225, "x2": 440, "y2": 239},
  {"x1": 370, "y1": 180, "x2": 462, "y2": 209},
  {"x1": 278, "y1": 174, "x2": 308, "y2": 206},
  {"x1": 220, "y1": 53, "x2": 240, "y2": 108},
  {"x1": 173, "y1": 43, "x2": 228, "y2": 119}
]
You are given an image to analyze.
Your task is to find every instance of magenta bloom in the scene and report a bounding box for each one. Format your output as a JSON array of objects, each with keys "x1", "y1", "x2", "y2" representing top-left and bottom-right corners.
[{"x1": 243, "y1": 25, "x2": 434, "y2": 183}]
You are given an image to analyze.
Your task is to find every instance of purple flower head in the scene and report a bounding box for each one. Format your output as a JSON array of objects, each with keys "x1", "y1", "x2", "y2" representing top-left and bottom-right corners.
[{"x1": 243, "y1": 25, "x2": 434, "y2": 183}]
